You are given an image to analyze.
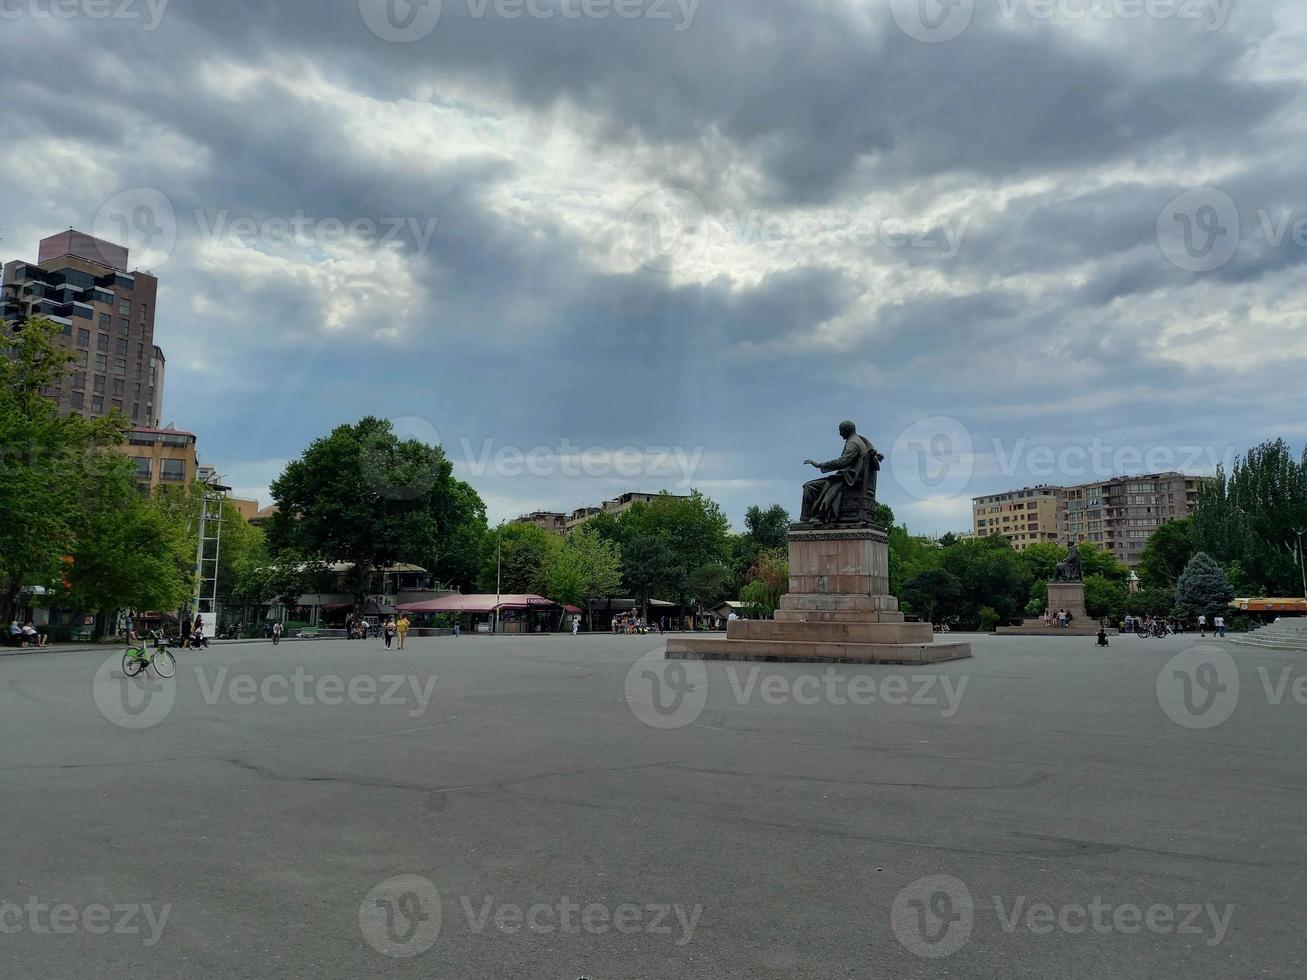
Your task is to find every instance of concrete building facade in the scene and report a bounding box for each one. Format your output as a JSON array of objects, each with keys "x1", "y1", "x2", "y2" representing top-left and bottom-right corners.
[
  {"x1": 972, "y1": 472, "x2": 1202, "y2": 568},
  {"x1": 3, "y1": 230, "x2": 164, "y2": 427},
  {"x1": 515, "y1": 492, "x2": 691, "y2": 534},
  {"x1": 125, "y1": 426, "x2": 198, "y2": 494}
]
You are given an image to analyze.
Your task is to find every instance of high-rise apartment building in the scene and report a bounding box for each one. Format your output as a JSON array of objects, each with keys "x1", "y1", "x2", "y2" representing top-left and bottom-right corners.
[
  {"x1": 972, "y1": 472, "x2": 1203, "y2": 568},
  {"x1": 1062, "y1": 472, "x2": 1201, "y2": 568},
  {"x1": 3, "y1": 230, "x2": 163, "y2": 426}
]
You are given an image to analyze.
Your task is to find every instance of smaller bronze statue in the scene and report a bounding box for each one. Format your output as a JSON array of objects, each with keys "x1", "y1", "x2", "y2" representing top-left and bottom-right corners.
[
  {"x1": 800, "y1": 420, "x2": 884, "y2": 525},
  {"x1": 1052, "y1": 541, "x2": 1083, "y2": 582}
]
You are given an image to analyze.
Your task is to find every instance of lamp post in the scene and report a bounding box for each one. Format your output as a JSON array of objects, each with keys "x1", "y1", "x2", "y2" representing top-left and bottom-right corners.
[
  {"x1": 1294, "y1": 528, "x2": 1307, "y2": 600},
  {"x1": 493, "y1": 521, "x2": 504, "y2": 634}
]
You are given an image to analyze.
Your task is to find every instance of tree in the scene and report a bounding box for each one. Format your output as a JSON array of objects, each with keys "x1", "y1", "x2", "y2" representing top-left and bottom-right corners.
[
  {"x1": 1176, "y1": 551, "x2": 1235, "y2": 622},
  {"x1": 902, "y1": 568, "x2": 962, "y2": 625},
  {"x1": 1083, "y1": 574, "x2": 1127, "y2": 623},
  {"x1": 742, "y1": 548, "x2": 788, "y2": 617},
  {"x1": 611, "y1": 490, "x2": 731, "y2": 610},
  {"x1": 61, "y1": 455, "x2": 193, "y2": 635},
  {"x1": 541, "y1": 525, "x2": 622, "y2": 629},
  {"x1": 268, "y1": 418, "x2": 486, "y2": 605},
  {"x1": 1138, "y1": 518, "x2": 1195, "y2": 589},
  {"x1": 0, "y1": 317, "x2": 125, "y2": 621},
  {"x1": 685, "y1": 563, "x2": 731, "y2": 617},
  {"x1": 743, "y1": 505, "x2": 790, "y2": 551},
  {"x1": 477, "y1": 523, "x2": 557, "y2": 595},
  {"x1": 621, "y1": 536, "x2": 679, "y2": 619},
  {"x1": 1192, "y1": 441, "x2": 1307, "y2": 596}
]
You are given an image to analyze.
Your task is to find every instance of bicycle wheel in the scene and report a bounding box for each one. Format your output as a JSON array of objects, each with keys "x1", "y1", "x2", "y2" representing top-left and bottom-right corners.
[
  {"x1": 151, "y1": 648, "x2": 177, "y2": 678},
  {"x1": 122, "y1": 649, "x2": 146, "y2": 676}
]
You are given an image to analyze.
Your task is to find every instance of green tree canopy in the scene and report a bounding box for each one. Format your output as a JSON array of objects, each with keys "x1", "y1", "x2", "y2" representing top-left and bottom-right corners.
[
  {"x1": 268, "y1": 417, "x2": 487, "y2": 603},
  {"x1": 1138, "y1": 518, "x2": 1195, "y2": 589},
  {"x1": 1176, "y1": 551, "x2": 1235, "y2": 621}
]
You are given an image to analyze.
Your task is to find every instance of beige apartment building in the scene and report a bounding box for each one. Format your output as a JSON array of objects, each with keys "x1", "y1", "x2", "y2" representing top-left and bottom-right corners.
[
  {"x1": 972, "y1": 472, "x2": 1202, "y2": 568},
  {"x1": 972, "y1": 486, "x2": 1063, "y2": 552},
  {"x1": 125, "y1": 426, "x2": 198, "y2": 494}
]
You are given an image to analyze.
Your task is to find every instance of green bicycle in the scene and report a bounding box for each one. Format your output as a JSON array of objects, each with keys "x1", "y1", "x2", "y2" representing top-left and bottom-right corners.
[{"x1": 122, "y1": 629, "x2": 176, "y2": 679}]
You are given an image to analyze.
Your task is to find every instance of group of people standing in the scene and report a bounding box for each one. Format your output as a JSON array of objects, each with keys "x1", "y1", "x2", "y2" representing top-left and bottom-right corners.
[{"x1": 1045, "y1": 608, "x2": 1076, "y2": 629}]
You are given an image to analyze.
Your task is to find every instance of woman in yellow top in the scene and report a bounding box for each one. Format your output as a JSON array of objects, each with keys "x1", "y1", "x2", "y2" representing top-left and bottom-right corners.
[{"x1": 395, "y1": 615, "x2": 411, "y2": 650}]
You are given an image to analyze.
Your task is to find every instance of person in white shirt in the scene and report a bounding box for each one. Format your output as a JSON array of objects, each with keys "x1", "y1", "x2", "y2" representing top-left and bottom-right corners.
[
  {"x1": 1198, "y1": 613, "x2": 1207, "y2": 637},
  {"x1": 1214, "y1": 614, "x2": 1225, "y2": 638}
]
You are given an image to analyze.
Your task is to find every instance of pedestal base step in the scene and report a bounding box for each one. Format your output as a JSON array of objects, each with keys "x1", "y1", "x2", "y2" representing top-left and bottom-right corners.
[
  {"x1": 666, "y1": 637, "x2": 973, "y2": 665},
  {"x1": 994, "y1": 625, "x2": 1108, "y2": 636}
]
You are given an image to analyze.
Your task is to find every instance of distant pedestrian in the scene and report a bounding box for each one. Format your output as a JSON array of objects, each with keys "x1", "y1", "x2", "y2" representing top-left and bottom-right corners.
[
  {"x1": 383, "y1": 617, "x2": 396, "y2": 649},
  {"x1": 571, "y1": 616, "x2": 579, "y2": 636},
  {"x1": 1096, "y1": 627, "x2": 1110, "y2": 648},
  {"x1": 1198, "y1": 613, "x2": 1207, "y2": 637},
  {"x1": 396, "y1": 615, "x2": 411, "y2": 650},
  {"x1": 272, "y1": 621, "x2": 283, "y2": 645},
  {"x1": 1215, "y1": 614, "x2": 1225, "y2": 639},
  {"x1": 124, "y1": 610, "x2": 136, "y2": 642}
]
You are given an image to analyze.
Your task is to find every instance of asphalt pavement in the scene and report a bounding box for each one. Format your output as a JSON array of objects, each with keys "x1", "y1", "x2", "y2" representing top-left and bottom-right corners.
[{"x1": 1, "y1": 632, "x2": 1302, "y2": 978}]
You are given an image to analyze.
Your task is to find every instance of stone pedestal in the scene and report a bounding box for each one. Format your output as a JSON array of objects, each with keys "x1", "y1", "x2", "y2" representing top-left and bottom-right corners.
[
  {"x1": 667, "y1": 527, "x2": 972, "y2": 665},
  {"x1": 996, "y1": 581, "x2": 1103, "y2": 636}
]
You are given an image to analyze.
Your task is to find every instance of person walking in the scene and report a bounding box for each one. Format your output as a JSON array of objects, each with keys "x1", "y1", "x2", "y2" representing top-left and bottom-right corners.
[
  {"x1": 1215, "y1": 614, "x2": 1226, "y2": 639},
  {"x1": 272, "y1": 621, "x2": 283, "y2": 645},
  {"x1": 571, "y1": 615, "x2": 580, "y2": 637},
  {"x1": 1198, "y1": 613, "x2": 1207, "y2": 637},
  {"x1": 396, "y1": 614, "x2": 411, "y2": 650},
  {"x1": 383, "y1": 617, "x2": 396, "y2": 650},
  {"x1": 124, "y1": 610, "x2": 136, "y2": 643}
]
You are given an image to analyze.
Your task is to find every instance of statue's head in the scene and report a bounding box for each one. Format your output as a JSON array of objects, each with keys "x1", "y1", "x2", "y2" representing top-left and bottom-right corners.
[{"x1": 839, "y1": 420, "x2": 856, "y2": 439}]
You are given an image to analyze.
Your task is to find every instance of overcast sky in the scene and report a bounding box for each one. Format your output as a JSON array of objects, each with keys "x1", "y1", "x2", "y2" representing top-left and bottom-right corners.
[{"x1": 2, "y1": 0, "x2": 1304, "y2": 532}]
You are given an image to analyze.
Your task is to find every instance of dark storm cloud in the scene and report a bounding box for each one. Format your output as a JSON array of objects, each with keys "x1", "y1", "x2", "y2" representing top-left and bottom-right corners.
[{"x1": 1, "y1": 0, "x2": 1304, "y2": 529}]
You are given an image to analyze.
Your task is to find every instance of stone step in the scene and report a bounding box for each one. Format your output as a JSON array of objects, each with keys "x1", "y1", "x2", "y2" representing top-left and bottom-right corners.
[
  {"x1": 774, "y1": 610, "x2": 905, "y2": 624},
  {"x1": 728, "y1": 620, "x2": 934, "y2": 645},
  {"x1": 665, "y1": 637, "x2": 972, "y2": 665},
  {"x1": 777, "y1": 593, "x2": 900, "y2": 613}
]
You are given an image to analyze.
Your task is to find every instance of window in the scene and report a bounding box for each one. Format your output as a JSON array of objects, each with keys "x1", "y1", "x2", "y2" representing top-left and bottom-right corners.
[
  {"x1": 160, "y1": 458, "x2": 186, "y2": 482},
  {"x1": 91, "y1": 395, "x2": 104, "y2": 413},
  {"x1": 99, "y1": 313, "x2": 111, "y2": 329},
  {"x1": 75, "y1": 350, "x2": 88, "y2": 368},
  {"x1": 115, "y1": 338, "x2": 128, "y2": 355},
  {"x1": 132, "y1": 457, "x2": 151, "y2": 479},
  {"x1": 111, "y1": 399, "x2": 123, "y2": 413},
  {"x1": 118, "y1": 301, "x2": 131, "y2": 316},
  {"x1": 118, "y1": 318, "x2": 130, "y2": 337},
  {"x1": 96, "y1": 333, "x2": 109, "y2": 351},
  {"x1": 134, "y1": 383, "x2": 141, "y2": 399},
  {"x1": 69, "y1": 391, "x2": 84, "y2": 409},
  {"x1": 159, "y1": 433, "x2": 192, "y2": 447},
  {"x1": 113, "y1": 358, "x2": 126, "y2": 377},
  {"x1": 93, "y1": 376, "x2": 105, "y2": 393},
  {"x1": 77, "y1": 329, "x2": 90, "y2": 348},
  {"x1": 113, "y1": 379, "x2": 124, "y2": 396},
  {"x1": 73, "y1": 371, "x2": 86, "y2": 388},
  {"x1": 95, "y1": 354, "x2": 107, "y2": 372},
  {"x1": 131, "y1": 403, "x2": 140, "y2": 420}
]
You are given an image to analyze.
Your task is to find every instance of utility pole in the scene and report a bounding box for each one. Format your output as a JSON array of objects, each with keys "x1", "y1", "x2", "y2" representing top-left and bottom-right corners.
[{"x1": 1294, "y1": 528, "x2": 1307, "y2": 600}]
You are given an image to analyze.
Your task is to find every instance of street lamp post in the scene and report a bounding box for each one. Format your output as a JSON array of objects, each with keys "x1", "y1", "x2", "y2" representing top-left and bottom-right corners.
[
  {"x1": 1294, "y1": 528, "x2": 1307, "y2": 600},
  {"x1": 494, "y1": 521, "x2": 504, "y2": 634}
]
